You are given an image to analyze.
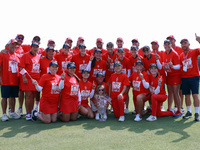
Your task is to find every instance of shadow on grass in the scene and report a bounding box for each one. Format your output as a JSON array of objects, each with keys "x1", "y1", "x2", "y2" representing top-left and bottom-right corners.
[{"x1": 0, "y1": 112, "x2": 197, "y2": 143}]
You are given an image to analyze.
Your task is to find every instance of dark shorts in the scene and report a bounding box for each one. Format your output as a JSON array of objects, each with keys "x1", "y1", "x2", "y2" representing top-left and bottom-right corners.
[
  {"x1": 181, "y1": 76, "x2": 199, "y2": 95},
  {"x1": 1, "y1": 85, "x2": 19, "y2": 98}
]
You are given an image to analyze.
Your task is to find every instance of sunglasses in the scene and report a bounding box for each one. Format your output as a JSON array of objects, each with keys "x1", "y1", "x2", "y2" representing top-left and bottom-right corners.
[
  {"x1": 132, "y1": 41, "x2": 138, "y2": 43},
  {"x1": 143, "y1": 49, "x2": 149, "y2": 52},
  {"x1": 33, "y1": 39, "x2": 40, "y2": 42},
  {"x1": 17, "y1": 37, "x2": 24, "y2": 40},
  {"x1": 98, "y1": 89, "x2": 104, "y2": 91}
]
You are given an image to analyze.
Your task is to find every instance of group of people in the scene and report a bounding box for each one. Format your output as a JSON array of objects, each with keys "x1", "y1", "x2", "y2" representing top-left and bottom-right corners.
[{"x1": 0, "y1": 33, "x2": 200, "y2": 123}]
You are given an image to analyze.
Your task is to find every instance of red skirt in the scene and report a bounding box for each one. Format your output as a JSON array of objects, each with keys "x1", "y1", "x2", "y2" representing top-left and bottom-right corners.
[
  {"x1": 81, "y1": 100, "x2": 90, "y2": 107},
  {"x1": 39, "y1": 97, "x2": 59, "y2": 114},
  {"x1": 60, "y1": 96, "x2": 78, "y2": 114}
]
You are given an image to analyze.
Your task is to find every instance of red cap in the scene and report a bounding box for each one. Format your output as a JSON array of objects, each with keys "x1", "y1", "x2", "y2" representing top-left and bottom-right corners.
[
  {"x1": 132, "y1": 38, "x2": 139, "y2": 43},
  {"x1": 117, "y1": 37, "x2": 123, "y2": 42},
  {"x1": 65, "y1": 37, "x2": 73, "y2": 42},
  {"x1": 167, "y1": 35, "x2": 175, "y2": 40},
  {"x1": 8, "y1": 39, "x2": 17, "y2": 44},
  {"x1": 16, "y1": 34, "x2": 24, "y2": 39},
  {"x1": 151, "y1": 40, "x2": 159, "y2": 45},
  {"x1": 78, "y1": 37, "x2": 84, "y2": 41},
  {"x1": 48, "y1": 39, "x2": 55, "y2": 44},
  {"x1": 96, "y1": 38, "x2": 103, "y2": 43}
]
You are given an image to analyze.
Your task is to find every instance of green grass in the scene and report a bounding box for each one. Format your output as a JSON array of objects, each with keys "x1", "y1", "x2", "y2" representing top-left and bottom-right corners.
[{"x1": 0, "y1": 90, "x2": 200, "y2": 150}]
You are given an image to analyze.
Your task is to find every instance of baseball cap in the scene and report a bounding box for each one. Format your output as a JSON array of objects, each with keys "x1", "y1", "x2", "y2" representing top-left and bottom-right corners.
[
  {"x1": 65, "y1": 37, "x2": 73, "y2": 42},
  {"x1": 150, "y1": 63, "x2": 158, "y2": 69},
  {"x1": 151, "y1": 40, "x2": 159, "y2": 45},
  {"x1": 46, "y1": 46, "x2": 54, "y2": 51},
  {"x1": 106, "y1": 42, "x2": 114, "y2": 47},
  {"x1": 142, "y1": 46, "x2": 150, "y2": 52},
  {"x1": 78, "y1": 37, "x2": 84, "y2": 41},
  {"x1": 164, "y1": 40, "x2": 171, "y2": 44},
  {"x1": 49, "y1": 61, "x2": 59, "y2": 67},
  {"x1": 48, "y1": 39, "x2": 55, "y2": 44},
  {"x1": 67, "y1": 62, "x2": 76, "y2": 69},
  {"x1": 81, "y1": 69, "x2": 90, "y2": 74},
  {"x1": 130, "y1": 45, "x2": 138, "y2": 51},
  {"x1": 132, "y1": 38, "x2": 139, "y2": 43},
  {"x1": 96, "y1": 72, "x2": 104, "y2": 77},
  {"x1": 33, "y1": 36, "x2": 40, "y2": 42},
  {"x1": 136, "y1": 60, "x2": 143, "y2": 65},
  {"x1": 180, "y1": 38, "x2": 190, "y2": 44},
  {"x1": 63, "y1": 43, "x2": 71, "y2": 48},
  {"x1": 96, "y1": 38, "x2": 103, "y2": 43},
  {"x1": 117, "y1": 37, "x2": 123, "y2": 42},
  {"x1": 16, "y1": 34, "x2": 24, "y2": 39},
  {"x1": 114, "y1": 61, "x2": 122, "y2": 67},
  {"x1": 31, "y1": 42, "x2": 39, "y2": 47},
  {"x1": 118, "y1": 48, "x2": 124, "y2": 52},
  {"x1": 167, "y1": 35, "x2": 175, "y2": 40},
  {"x1": 8, "y1": 39, "x2": 17, "y2": 44},
  {"x1": 79, "y1": 43, "x2": 86, "y2": 49},
  {"x1": 94, "y1": 49, "x2": 102, "y2": 53}
]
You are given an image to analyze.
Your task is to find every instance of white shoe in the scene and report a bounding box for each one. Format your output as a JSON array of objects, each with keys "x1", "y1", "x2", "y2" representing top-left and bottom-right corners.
[
  {"x1": 161, "y1": 106, "x2": 165, "y2": 111},
  {"x1": 169, "y1": 108, "x2": 176, "y2": 115},
  {"x1": 118, "y1": 116, "x2": 125, "y2": 122},
  {"x1": 1, "y1": 114, "x2": 9, "y2": 121},
  {"x1": 9, "y1": 112, "x2": 21, "y2": 119},
  {"x1": 134, "y1": 114, "x2": 142, "y2": 122},
  {"x1": 124, "y1": 108, "x2": 129, "y2": 114},
  {"x1": 26, "y1": 113, "x2": 32, "y2": 121},
  {"x1": 77, "y1": 114, "x2": 81, "y2": 119},
  {"x1": 146, "y1": 115, "x2": 157, "y2": 121},
  {"x1": 132, "y1": 110, "x2": 136, "y2": 114},
  {"x1": 16, "y1": 108, "x2": 23, "y2": 116},
  {"x1": 173, "y1": 106, "x2": 178, "y2": 113},
  {"x1": 181, "y1": 107, "x2": 185, "y2": 114},
  {"x1": 109, "y1": 107, "x2": 114, "y2": 113},
  {"x1": 103, "y1": 113, "x2": 107, "y2": 120},
  {"x1": 95, "y1": 113, "x2": 99, "y2": 120}
]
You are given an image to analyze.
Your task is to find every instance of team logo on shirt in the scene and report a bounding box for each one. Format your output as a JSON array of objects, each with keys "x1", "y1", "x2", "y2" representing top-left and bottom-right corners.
[
  {"x1": 182, "y1": 58, "x2": 193, "y2": 69},
  {"x1": 62, "y1": 60, "x2": 69, "y2": 71},
  {"x1": 8, "y1": 61, "x2": 18, "y2": 73},
  {"x1": 132, "y1": 66, "x2": 136, "y2": 72},
  {"x1": 81, "y1": 90, "x2": 90, "y2": 100},
  {"x1": 122, "y1": 68, "x2": 126, "y2": 74},
  {"x1": 32, "y1": 63, "x2": 40, "y2": 73},
  {"x1": 108, "y1": 63, "x2": 114, "y2": 71},
  {"x1": 47, "y1": 67, "x2": 50, "y2": 73},
  {"x1": 164, "y1": 63, "x2": 171, "y2": 72},
  {"x1": 79, "y1": 64, "x2": 87, "y2": 73},
  {"x1": 116, "y1": 77, "x2": 118, "y2": 81},
  {"x1": 93, "y1": 69, "x2": 103, "y2": 77},
  {"x1": 70, "y1": 85, "x2": 79, "y2": 95},
  {"x1": 51, "y1": 83, "x2": 60, "y2": 94},
  {"x1": 132, "y1": 80, "x2": 141, "y2": 91},
  {"x1": 112, "y1": 82, "x2": 121, "y2": 92}
]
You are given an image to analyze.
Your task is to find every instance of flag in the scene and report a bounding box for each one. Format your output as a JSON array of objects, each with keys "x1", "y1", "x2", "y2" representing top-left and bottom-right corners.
[
  {"x1": 105, "y1": 95, "x2": 112, "y2": 103},
  {"x1": 19, "y1": 69, "x2": 27, "y2": 75}
]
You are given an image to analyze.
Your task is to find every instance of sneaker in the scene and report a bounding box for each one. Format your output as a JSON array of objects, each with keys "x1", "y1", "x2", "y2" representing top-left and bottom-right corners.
[
  {"x1": 34, "y1": 105, "x2": 38, "y2": 111},
  {"x1": 9, "y1": 112, "x2": 21, "y2": 119},
  {"x1": 183, "y1": 111, "x2": 192, "y2": 119},
  {"x1": 147, "y1": 106, "x2": 152, "y2": 112},
  {"x1": 77, "y1": 114, "x2": 82, "y2": 119},
  {"x1": 173, "y1": 106, "x2": 178, "y2": 112},
  {"x1": 132, "y1": 110, "x2": 136, "y2": 114},
  {"x1": 146, "y1": 115, "x2": 157, "y2": 121},
  {"x1": 31, "y1": 110, "x2": 37, "y2": 121},
  {"x1": 103, "y1": 113, "x2": 107, "y2": 120},
  {"x1": 134, "y1": 114, "x2": 142, "y2": 122},
  {"x1": 118, "y1": 116, "x2": 125, "y2": 122},
  {"x1": 8, "y1": 108, "x2": 11, "y2": 116},
  {"x1": 95, "y1": 113, "x2": 99, "y2": 120},
  {"x1": 1, "y1": 114, "x2": 9, "y2": 121},
  {"x1": 181, "y1": 107, "x2": 185, "y2": 114},
  {"x1": 26, "y1": 113, "x2": 32, "y2": 121},
  {"x1": 16, "y1": 108, "x2": 23, "y2": 116},
  {"x1": 194, "y1": 113, "x2": 199, "y2": 121},
  {"x1": 161, "y1": 106, "x2": 165, "y2": 111},
  {"x1": 109, "y1": 107, "x2": 114, "y2": 113},
  {"x1": 124, "y1": 108, "x2": 129, "y2": 114},
  {"x1": 173, "y1": 110, "x2": 183, "y2": 118},
  {"x1": 168, "y1": 108, "x2": 176, "y2": 115}
]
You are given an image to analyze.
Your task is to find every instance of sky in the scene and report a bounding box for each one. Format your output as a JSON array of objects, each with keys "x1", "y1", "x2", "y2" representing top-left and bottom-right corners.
[{"x1": 0, "y1": 0, "x2": 200, "y2": 51}]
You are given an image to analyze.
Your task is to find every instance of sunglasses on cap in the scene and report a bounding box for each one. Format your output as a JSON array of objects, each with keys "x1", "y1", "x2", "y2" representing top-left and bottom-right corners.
[
  {"x1": 17, "y1": 37, "x2": 24, "y2": 40},
  {"x1": 33, "y1": 38, "x2": 40, "y2": 42}
]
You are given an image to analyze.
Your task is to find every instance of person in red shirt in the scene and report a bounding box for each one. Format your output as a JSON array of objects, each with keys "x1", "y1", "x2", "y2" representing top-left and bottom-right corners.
[
  {"x1": 132, "y1": 38, "x2": 143, "y2": 57},
  {"x1": 0, "y1": 39, "x2": 21, "y2": 121},
  {"x1": 146, "y1": 64, "x2": 173, "y2": 121},
  {"x1": 151, "y1": 40, "x2": 164, "y2": 61},
  {"x1": 167, "y1": 35, "x2": 183, "y2": 55},
  {"x1": 129, "y1": 60, "x2": 150, "y2": 121},
  {"x1": 55, "y1": 43, "x2": 72, "y2": 76},
  {"x1": 162, "y1": 40, "x2": 182, "y2": 117},
  {"x1": 87, "y1": 49, "x2": 107, "y2": 82},
  {"x1": 114, "y1": 37, "x2": 131, "y2": 58},
  {"x1": 79, "y1": 69, "x2": 95, "y2": 119},
  {"x1": 14, "y1": 34, "x2": 25, "y2": 58},
  {"x1": 108, "y1": 61, "x2": 129, "y2": 122},
  {"x1": 88, "y1": 38, "x2": 107, "y2": 56},
  {"x1": 40, "y1": 47, "x2": 56, "y2": 76},
  {"x1": 31, "y1": 61, "x2": 61, "y2": 123},
  {"x1": 71, "y1": 44, "x2": 91, "y2": 79},
  {"x1": 102, "y1": 42, "x2": 118, "y2": 82},
  {"x1": 59, "y1": 37, "x2": 73, "y2": 54},
  {"x1": 117, "y1": 48, "x2": 132, "y2": 114},
  {"x1": 71, "y1": 37, "x2": 85, "y2": 56},
  {"x1": 19, "y1": 42, "x2": 41, "y2": 120},
  {"x1": 58, "y1": 62, "x2": 81, "y2": 122},
  {"x1": 41, "y1": 39, "x2": 58, "y2": 57},
  {"x1": 180, "y1": 35, "x2": 200, "y2": 121}
]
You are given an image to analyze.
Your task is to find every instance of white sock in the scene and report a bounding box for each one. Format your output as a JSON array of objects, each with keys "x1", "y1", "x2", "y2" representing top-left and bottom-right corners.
[
  {"x1": 186, "y1": 106, "x2": 191, "y2": 113},
  {"x1": 195, "y1": 107, "x2": 199, "y2": 114}
]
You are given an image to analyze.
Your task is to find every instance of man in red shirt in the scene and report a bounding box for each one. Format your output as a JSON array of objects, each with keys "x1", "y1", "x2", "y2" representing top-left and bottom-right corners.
[
  {"x1": 114, "y1": 37, "x2": 131, "y2": 58},
  {"x1": 88, "y1": 38, "x2": 107, "y2": 56},
  {"x1": 132, "y1": 38, "x2": 143, "y2": 57},
  {"x1": 167, "y1": 35, "x2": 183, "y2": 55},
  {"x1": 181, "y1": 34, "x2": 200, "y2": 121},
  {"x1": 71, "y1": 37, "x2": 85, "y2": 56},
  {"x1": 0, "y1": 39, "x2": 21, "y2": 121}
]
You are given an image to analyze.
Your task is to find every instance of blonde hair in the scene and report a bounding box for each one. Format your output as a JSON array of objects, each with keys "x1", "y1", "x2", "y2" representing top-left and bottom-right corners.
[{"x1": 95, "y1": 84, "x2": 107, "y2": 96}]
